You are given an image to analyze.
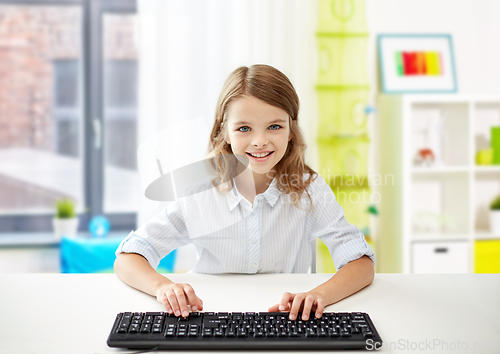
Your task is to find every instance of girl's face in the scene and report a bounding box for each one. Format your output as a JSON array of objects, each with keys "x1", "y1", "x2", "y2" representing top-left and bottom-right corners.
[{"x1": 225, "y1": 95, "x2": 292, "y2": 175}]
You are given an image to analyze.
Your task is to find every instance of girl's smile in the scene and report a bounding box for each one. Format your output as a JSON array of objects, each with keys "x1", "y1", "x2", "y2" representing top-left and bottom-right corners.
[{"x1": 246, "y1": 150, "x2": 274, "y2": 161}]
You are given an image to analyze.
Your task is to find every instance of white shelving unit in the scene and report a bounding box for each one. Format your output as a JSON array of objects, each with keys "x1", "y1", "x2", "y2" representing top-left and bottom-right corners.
[{"x1": 377, "y1": 94, "x2": 500, "y2": 273}]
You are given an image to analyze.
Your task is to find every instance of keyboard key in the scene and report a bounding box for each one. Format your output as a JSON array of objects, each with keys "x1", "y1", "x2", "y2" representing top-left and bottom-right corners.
[
  {"x1": 329, "y1": 328, "x2": 339, "y2": 336},
  {"x1": 140, "y1": 324, "x2": 151, "y2": 333},
  {"x1": 244, "y1": 313, "x2": 256, "y2": 320},
  {"x1": 205, "y1": 314, "x2": 230, "y2": 320},
  {"x1": 204, "y1": 319, "x2": 226, "y2": 328},
  {"x1": 306, "y1": 329, "x2": 316, "y2": 337}
]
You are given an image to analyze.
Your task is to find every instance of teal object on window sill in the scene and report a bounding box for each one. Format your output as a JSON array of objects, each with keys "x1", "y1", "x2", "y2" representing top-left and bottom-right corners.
[
  {"x1": 88, "y1": 216, "x2": 111, "y2": 238},
  {"x1": 60, "y1": 236, "x2": 177, "y2": 274}
]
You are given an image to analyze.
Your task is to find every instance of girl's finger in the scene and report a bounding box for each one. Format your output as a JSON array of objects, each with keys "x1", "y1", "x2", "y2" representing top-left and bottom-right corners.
[
  {"x1": 157, "y1": 293, "x2": 171, "y2": 313},
  {"x1": 166, "y1": 290, "x2": 181, "y2": 316},
  {"x1": 173, "y1": 288, "x2": 189, "y2": 317},
  {"x1": 196, "y1": 296, "x2": 204, "y2": 311},
  {"x1": 315, "y1": 298, "x2": 325, "y2": 318},
  {"x1": 279, "y1": 292, "x2": 294, "y2": 311},
  {"x1": 301, "y1": 295, "x2": 315, "y2": 321},
  {"x1": 289, "y1": 294, "x2": 305, "y2": 320},
  {"x1": 164, "y1": 301, "x2": 173, "y2": 314},
  {"x1": 183, "y1": 285, "x2": 200, "y2": 312}
]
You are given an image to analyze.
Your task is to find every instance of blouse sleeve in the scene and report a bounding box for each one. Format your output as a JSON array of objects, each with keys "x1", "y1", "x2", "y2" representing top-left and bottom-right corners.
[
  {"x1": 115, "y1": 201, "x2": 191, "y2": 270},
  {"x1": 306, "y1": 175, "x2": 375, "y2": 270}
]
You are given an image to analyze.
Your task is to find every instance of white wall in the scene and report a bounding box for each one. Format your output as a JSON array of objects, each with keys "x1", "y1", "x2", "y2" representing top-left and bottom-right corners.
[{"x1": 366, "y1": 0, "x2": 500, "y2": 96}]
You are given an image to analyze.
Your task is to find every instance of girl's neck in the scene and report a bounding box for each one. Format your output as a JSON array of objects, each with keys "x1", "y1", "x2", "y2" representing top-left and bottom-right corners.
[{"x1": 234, "y1": 168, "x2": 274, "y2": 203}]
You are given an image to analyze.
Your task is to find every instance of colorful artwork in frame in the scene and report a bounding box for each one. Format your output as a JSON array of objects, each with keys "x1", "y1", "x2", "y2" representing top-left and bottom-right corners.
[{"x1": 378, "y1": 34, "x2": 457, "y2": 93}]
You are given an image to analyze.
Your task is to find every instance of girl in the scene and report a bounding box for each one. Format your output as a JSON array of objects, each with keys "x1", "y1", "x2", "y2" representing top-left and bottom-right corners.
[{"x1": 114, "y1": 64, "x2": 375, "y2": 322}]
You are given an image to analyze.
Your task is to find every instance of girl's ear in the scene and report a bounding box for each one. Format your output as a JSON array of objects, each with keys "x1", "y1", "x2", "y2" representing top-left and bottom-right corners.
[{"x1": 288, "y1": 132, "x2": 294, "y2": 142}]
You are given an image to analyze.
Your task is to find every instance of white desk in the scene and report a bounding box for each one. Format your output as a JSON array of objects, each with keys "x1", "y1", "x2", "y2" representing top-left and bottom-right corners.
[{"x1": 0, "y1": 274, "x2": 499, "y2": 354}]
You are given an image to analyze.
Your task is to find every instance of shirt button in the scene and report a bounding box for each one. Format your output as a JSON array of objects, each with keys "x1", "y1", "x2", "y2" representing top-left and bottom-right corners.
[
  {"x1": 251, "y1": 263, "x2": 257, "y2": 268},
  {"x1": 251, "y1": 239, "x2": 257, "y2": 244}
]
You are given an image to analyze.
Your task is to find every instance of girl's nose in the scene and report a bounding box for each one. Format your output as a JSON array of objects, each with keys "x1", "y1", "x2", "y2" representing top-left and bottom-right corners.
[{"x1": 252, "y1": 135, "x2": 268, "y2": 148}]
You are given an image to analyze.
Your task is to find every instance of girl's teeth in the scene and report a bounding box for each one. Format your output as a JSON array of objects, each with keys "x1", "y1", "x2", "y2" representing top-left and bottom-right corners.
[{"x1": 250, "y1": 152, "x2": 270, "y2": 158}]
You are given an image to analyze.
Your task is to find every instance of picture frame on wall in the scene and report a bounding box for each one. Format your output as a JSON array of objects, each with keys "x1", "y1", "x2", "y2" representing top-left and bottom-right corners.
[{"x1": 377, "y1": 34, "x2": 457, "y2": 94}]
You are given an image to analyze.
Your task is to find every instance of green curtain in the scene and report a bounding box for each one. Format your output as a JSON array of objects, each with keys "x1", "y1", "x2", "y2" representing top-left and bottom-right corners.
[{"x1": 315, "y1": 0, "x2": 372, "y2": 273}]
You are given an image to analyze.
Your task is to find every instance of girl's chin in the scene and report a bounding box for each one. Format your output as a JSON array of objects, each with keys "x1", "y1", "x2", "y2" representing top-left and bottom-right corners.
[{"x1": 248, "y1": 164, "x2": 276, "y2": 176}]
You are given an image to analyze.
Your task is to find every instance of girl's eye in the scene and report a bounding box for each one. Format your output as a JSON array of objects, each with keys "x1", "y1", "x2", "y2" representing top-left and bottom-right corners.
[
  {"x1": 238, "y1": 126, "x2": 250, "y2": 132},
  {"x1": 269, "y1": 124, "x2": 281, "y2": 130}
]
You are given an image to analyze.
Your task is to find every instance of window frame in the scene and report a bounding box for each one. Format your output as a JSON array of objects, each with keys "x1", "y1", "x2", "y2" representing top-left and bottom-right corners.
[{"x1": 0, "y1": 0, "x2": 138, "y2": 234}]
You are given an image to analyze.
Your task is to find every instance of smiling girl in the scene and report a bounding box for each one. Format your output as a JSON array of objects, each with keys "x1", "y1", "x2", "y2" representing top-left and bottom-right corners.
[{"x1": 114, "y1": 64, "x2": 375, "y2": 322}]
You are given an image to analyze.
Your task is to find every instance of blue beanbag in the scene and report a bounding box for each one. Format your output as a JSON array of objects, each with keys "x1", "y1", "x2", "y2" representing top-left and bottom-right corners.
[{"x1": 60, "y1": 236, "x2": 176, "y2": 273}]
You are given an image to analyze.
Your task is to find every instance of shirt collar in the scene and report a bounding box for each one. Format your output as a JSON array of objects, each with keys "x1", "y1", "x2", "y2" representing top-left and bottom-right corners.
[{"x1": 224, "y1": 178, "x2": 281, "y2": 211}]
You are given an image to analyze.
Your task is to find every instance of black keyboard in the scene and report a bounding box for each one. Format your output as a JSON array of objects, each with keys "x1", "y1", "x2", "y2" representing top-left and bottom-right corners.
[{"x1": 107, "y1": 311, "x2": 383, "y2": 350}]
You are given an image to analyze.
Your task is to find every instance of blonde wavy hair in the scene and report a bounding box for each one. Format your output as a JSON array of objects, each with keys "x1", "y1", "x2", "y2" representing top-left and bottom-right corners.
[{"x1": 208, "y1": 64, "x2": 317, "y2": 209}]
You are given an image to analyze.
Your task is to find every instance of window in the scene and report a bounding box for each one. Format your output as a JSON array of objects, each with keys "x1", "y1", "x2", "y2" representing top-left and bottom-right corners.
[
  {"x1": 54, "y1": 59, "x2": 80, "y2": 158},
  {"x1": 0, "y1": 0, "x2": 138, "y2": 233}
]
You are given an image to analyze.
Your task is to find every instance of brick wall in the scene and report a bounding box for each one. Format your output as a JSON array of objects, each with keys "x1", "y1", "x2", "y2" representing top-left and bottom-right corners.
[{"x1": 0, "y1": 5, "x2": 136, "y2": 151}]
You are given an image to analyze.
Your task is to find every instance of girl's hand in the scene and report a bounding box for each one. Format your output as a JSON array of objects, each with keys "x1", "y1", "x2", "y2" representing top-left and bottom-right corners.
[
  {"x1": 155, "y1": 282, "x2": 203, "y2": 317},
  {"x1": 268, "y1": 291, "x2": 326, "y2": 321}
]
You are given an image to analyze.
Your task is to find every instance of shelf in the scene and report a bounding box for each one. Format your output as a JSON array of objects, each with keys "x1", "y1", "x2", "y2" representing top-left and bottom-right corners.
[
  {"x1": 411, "y1": 234, "x2": 470, "y2": 242},
  {"x1": 412, "y1": 166, "x2": 470, "y2": 174},
  {"x1": 402, "y1": 94, "x2": 500, "y2": 103},
  {"x1": 378, "y1": 94, "x2": 500, "y2": 273},
  {"x1": 474, "y1": 166, "x2": 500, "y2": 173},
  {"x1": 474, "y1": 231, "x2": 500, "y2": 240}
]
